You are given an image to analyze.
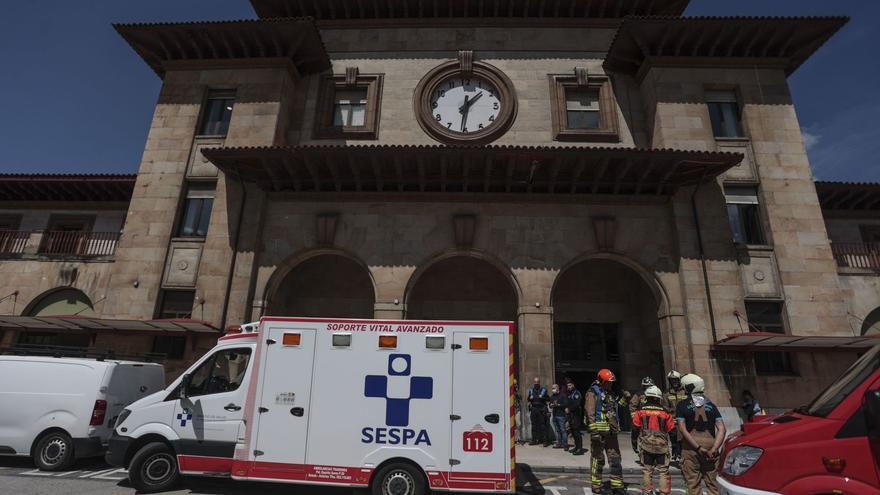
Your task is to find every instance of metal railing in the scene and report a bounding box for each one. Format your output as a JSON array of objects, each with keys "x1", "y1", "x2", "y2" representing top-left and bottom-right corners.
[
  {"x1": 832, "y1": 242, "x2": 880, "y2": 270},
  {"x1": 0, "y1": 230, "x2": 29, "y2": 255},
  {"x1": 39, "y1": 231, "x2": 120, "y2": 257}
]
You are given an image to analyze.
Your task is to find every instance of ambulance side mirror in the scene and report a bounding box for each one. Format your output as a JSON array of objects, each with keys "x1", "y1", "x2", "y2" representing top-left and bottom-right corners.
[
  {"x1": 865, "y1": 390, "x2": 880, "y2": 438},
  {"x1": 179, "y1": 373, "x2": 192, "y2": 400}
]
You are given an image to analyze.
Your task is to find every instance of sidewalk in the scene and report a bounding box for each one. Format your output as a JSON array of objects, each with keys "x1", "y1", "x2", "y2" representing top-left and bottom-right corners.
[{"x1": 515, "y1": 433, "x2": 681, "y2": 475}]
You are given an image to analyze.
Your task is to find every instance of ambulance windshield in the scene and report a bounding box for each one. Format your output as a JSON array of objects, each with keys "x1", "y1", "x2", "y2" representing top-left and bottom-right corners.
[{"x1": 804, "y1": 346, "x2": 880, "y2": 418}]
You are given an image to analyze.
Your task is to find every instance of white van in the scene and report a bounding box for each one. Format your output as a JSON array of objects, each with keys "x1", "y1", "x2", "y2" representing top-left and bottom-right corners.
[
  {"x1": 108, "y1": 317, "x2": 515, "y2": 495},
  {"x1": 0, "y1": 356, "x2": 164, "y2": 470}
]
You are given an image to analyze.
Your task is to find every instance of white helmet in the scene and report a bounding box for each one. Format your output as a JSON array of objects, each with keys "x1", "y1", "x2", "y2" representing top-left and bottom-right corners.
[
  {"x1": 667, "y1": 370, "x2": 682, "y2": 380},
  {"x1": 681, "y1": 373, "x2": 705, "y2": 394},
  {"x1": 645, "y1": 386, "x2": 662, "y2": 399},
  {"x1": 641, "y1": 376, "x2": 655, "y2": 388}
]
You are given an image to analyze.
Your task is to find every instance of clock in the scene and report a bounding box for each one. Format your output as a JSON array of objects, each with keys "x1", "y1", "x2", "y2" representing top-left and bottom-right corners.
[{"x1": 414, "y1": 60, "x2": 517, "y2": 144}]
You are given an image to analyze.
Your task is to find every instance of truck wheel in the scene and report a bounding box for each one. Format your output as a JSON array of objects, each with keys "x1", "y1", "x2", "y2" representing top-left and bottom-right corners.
[
  {"x1": 34, "y1": 431, "x2": 75, "y2": 471},
  {"x1": 372, "y1": 463, "x2": 427, "y2": 495},
  {"x1": 128, "y1": 442, "x2": 180, "y2": 493}
]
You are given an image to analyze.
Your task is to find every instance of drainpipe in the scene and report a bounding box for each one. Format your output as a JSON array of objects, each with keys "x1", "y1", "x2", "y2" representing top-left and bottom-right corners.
[
  {"x1": 690, "y1": 179, "x2": 719, "y2": 344},
  {"x1": 220, "y1": 165, "x2": 247, "y2": 332}
]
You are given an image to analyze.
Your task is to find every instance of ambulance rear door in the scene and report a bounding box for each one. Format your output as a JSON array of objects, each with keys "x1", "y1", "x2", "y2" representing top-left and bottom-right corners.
[
  {"x1": 449, "y1": 329, "x2": 508, "y2": 486},
  {"x1": 250, "y1": 325, "x2": 317, "y2": 476}
]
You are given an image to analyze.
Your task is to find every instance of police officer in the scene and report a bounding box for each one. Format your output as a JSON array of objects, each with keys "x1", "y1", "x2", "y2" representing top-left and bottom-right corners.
[
  {"x1": 564, "y1": 378, "x2": 585, "y2": 455},
  {"x1": 629, "y1": 376, "x2": 655, "y2": 456},
  {"x1": 527, "y1": 376, "x2": 550, "y2": 446},
  {"x1": 663, "y1": 370, "x2": 687, "y2": 461},
  {"x1": 585, "y1": 369, "x2": 624, "y2": 495}
]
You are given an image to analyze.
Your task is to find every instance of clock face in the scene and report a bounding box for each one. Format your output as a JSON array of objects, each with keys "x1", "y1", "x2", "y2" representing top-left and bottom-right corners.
[{"x1": 430, "y1": 77, "x2": 502, "y2": 135}]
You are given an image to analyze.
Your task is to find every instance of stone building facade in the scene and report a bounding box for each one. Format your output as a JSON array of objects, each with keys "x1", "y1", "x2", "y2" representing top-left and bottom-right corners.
[{"x1": 1, "y1": 1, "x2": 874, "y2": 420}]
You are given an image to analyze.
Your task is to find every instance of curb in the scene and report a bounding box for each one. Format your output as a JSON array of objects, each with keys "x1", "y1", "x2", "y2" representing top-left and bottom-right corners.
[{"x1": 518, "y1": 465, "x2": 644, "y2": 475}]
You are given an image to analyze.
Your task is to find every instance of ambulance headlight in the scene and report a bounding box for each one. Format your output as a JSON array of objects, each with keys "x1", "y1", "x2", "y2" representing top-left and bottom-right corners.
[
  {"x1": 114, "y1": 408, "x2": 132, "y2": 429},
  {"x1": 723, "y1": 446, "x2": 763, "y2": 476}
]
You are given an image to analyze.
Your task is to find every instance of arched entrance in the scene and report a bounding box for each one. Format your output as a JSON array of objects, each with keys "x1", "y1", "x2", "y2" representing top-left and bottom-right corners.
[
  {"x1": 551, "y1": 257, "x2": 665, "y2": 391},
  {"x1": 267, "y1": 253, "x2": 375, "y2": 318},
  {"x1": 405, "y1": 254, "x2": 518, "y2": 321},
  {"x1": 18, "y1": 287, "x2": 95, "y2": 348},
  {"x1": 862, "y1": 307, "x2": 880, "y2": 335}
]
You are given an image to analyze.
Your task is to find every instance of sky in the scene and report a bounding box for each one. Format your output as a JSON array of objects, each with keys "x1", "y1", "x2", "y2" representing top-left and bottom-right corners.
[{"x1": 0, "y1": 1, "x2": 877, "y2": 182}]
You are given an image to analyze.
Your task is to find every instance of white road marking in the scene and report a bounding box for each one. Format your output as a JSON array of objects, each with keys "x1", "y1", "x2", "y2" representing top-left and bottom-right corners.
[
  {"x1": 545, "y1": 486, "x2": 568, "y2": 495},
  {"x1": 90, "y1": 468, "x2": 128, "y2": 481},
  {"x1": 79, "y1": 468, "x2": 118, "y2": 478},
  {"x1": 20, "y1": 469, "x2": 54, "y2": 476},
  {"x1": 52, "y1": 470, "x2": 82, "y2": 477}
]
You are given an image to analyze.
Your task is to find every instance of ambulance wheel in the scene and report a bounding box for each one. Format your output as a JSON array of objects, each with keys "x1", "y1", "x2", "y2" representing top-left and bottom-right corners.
[
  {"x1": 128, "y1": 442, "x2": 180, "y2": 493},
  {"x1": 372, "y1": 463, "x2": 427, "y2": 495},
  {"x1": 34, "y1": 431, "x2": 74, "y2": 471}
]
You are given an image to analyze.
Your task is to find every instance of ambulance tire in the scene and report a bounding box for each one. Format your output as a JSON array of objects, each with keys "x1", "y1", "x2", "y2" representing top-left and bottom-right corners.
[
  {"x1": 33, "y1": 430, "x2": 75, "y2": 471},
  {"x1": 128, "y1": 442, "x2": 180, "y2": 493},
  {"x1": 371, "y1": 462, "x2": 428, "y2": 495}
]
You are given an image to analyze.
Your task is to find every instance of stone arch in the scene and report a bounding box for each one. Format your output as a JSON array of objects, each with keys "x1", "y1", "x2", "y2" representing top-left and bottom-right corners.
[
  {"x1": 404, "y1": 249, "x2": 521, "y2": 321},
  {"x1": 23, "y1": 287, "x2": 96, "y2": 317},
  {"x1": 550, "y1": 253, "x2": 668, "y2": 391},
  {"x1": 264, "y1": 248, "x2": 377, "y2": 318},
  {"x1": 862, "y1": 307, "x2": 880, "y2": 336}
]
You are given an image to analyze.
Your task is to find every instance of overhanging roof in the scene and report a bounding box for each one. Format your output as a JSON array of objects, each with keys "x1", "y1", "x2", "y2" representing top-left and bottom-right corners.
[
  {"x1": 251, "y1": 0, "x2": 689, "y2": 20},
  {"x1": 201, "y1": 144, "x2": 742, "y2": 195},
  {"x1": 0, "y1": 174, "x2": 136, "y2": 202},
  {"x1": 604, "y1": 16, "x2": 848, "y2": 78},
  {"x1": 114, "y1": 18, "x2": 331, "y2": 79},
  {"x1": 713, "y1": 332, "x2": 880, "y2": 353},
  {"x1": 0, "y1": 316, "x2": 220, "y2": 335},
  {"x1": 816, "y1": 181, "x2": 880, "y2": 211}
]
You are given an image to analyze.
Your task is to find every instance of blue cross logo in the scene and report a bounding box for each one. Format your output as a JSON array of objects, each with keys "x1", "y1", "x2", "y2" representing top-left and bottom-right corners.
[
  {"x1": 177, "y1": 410, "x2": 193, "y2": 427},
  {"x1": 364, "y1": 354, "x2": 433, "y2": 427}
]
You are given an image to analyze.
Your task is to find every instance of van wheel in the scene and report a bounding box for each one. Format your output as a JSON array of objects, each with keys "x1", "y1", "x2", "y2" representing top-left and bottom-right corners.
[
  {"x1": 34, "y1": 431, "x2": 74, "y2": 471},
  {"x1": 128, "y1": 442, "x2": 179, "y2": 493},
  {"x1": 372, "y1": 463, "x2": 427, "y2": 495}
]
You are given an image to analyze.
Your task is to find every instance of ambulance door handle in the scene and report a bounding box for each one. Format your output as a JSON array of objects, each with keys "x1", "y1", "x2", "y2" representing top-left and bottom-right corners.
[
  {"x1": 224, "y1": 403, "x2": 241, "y2": 411},
  {"x1": 291, "y1": 407, "x2": 304, "y2": 417},
  {"x1": 485, "y1": 414, "x2": 500, "y2": 424}
]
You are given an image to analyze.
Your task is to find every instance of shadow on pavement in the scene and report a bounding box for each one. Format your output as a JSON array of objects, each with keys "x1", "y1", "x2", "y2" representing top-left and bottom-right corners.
[{"x1": 516, "y1": 464, "x2": 545, "y2": 495}]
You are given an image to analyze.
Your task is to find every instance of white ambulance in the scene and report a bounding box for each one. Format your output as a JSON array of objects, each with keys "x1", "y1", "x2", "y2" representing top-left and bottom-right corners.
[{"x1": 107, "y1": 317, "x2": 515, "y2": 494}]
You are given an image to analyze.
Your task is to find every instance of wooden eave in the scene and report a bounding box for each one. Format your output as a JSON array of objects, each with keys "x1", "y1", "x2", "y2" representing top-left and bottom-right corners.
[
  {"x1": 0, "y1": 174, "x2": 136, "y2": 202},
  {"x1": 816, "y1": 181, "x2": 880, "y2": 211},
  {"x1": 604, "y1": 16, "x2": 849, "y2": 78},
  {"x1": 250, "y1": 0, "x2": 689, "y2": 20},
  {"x1": 114, "y1": 18, "x2": 331, "y2": 79},
  {"x1": 201, "y1": 144, "x2": 742, "y2": 196}
]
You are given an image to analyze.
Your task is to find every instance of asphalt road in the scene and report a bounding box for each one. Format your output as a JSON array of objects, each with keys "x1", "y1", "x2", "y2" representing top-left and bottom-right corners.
[{"x1": 0, "y1": 457, "x2": 691, "y2": 494}]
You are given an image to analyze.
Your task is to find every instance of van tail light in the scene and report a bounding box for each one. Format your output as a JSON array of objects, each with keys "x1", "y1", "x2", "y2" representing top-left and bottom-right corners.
[
  {"x1": 822, "y1": 457, "x2": 846, "y2": 474},
  {"x1": 90, "y1": 400, "x2": 107, "y2": 426}
]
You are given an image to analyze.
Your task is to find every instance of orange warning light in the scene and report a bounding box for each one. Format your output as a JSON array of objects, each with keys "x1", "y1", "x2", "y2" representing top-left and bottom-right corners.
[
  {"x1": 378, "y1": 335, "x2": 398, "y2": 348},
  {"x1": 282, "y1": 333, "x2": 302, "y2": 346},
  {"x1": 470, "y1": 337, "x2": 489, "y2": 350}
]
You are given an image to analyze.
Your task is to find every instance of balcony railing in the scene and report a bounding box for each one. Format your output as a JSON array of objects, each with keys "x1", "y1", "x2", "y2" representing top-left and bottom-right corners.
[
  {"x1": 832, "y1": 242, "x2": 880, "y2": 270},
  {"x1": 39, "y1": 231, "x2": 120, "y2": 257},
  {"x1": 0, "y1": 230, "x2": 29, "y2": 255}
]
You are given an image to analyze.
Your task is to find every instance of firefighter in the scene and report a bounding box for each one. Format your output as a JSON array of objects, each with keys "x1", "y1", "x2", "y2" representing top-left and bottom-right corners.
[
  {"x1": 585, "y1": 369, "x2": 624, "y2": 495},
  {"x1": 527, "y1": 376, "x2": 550, "y2": 446},
  {"x1": 629, "y1": 376, "x2": 655, "y2": 457},
  {"x1": 565, "y1": 378, "x2": 585, "y2": 455},
  {"x1": 676, "y1": 374, "x2": 726, "y2": 495},
  {"x1": 663, "y1": 370, "x2": 687, "y2": 462},
  {"x1": 633, "y1": 386, "x2": 675, "y2": 495}
]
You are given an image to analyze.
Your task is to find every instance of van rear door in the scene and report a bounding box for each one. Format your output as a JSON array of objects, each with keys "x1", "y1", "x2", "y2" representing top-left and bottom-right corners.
[
  {"x1": 449, "y1": 331, "x2": 508, "y2": 485},
  {"x1": 251, "y1": 326, "x2": 317, "y2": 475}
]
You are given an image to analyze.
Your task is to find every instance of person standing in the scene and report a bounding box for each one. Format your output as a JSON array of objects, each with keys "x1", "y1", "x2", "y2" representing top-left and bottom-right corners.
[
  {"x1": 565, "y1": 378, "x2": 585, "y2": 455},
  {"x1": 663, "y1": 371, "x2": 687, "y2": 462},
  {"x1": 633, "y1": 386, "x2": 675, "y2": 495},
  {"x1": 629, "y1": 377, "x2": 655, "y2": 456},
  {"x1": 676, "y1": 374, "x2": 726, "y2": 495},
  {"x1": 527, "y1": 377, "x2": 550, "y2": 446},
  {"x1": 585, "y1": 369, "x2": 624, "y2": 495},
  {"x1": 741, "y1": 390, "x2": 765, "y2": 422},
  {"x1": 549, "y1": 384, "x2": 568, "y2": 449}
]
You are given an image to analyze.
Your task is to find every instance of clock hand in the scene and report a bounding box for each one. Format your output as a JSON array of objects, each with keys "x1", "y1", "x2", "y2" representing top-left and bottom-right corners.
[
  {"x1": 459, "y1": 91, "x2": 484, "y2": 113},
  {"x1": 459, "y1": 94, "x2": 470, "y2": 114}
]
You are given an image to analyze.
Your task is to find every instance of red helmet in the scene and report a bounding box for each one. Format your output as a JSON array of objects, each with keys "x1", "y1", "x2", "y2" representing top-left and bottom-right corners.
[{"x1": 598, "y1": 369, "x2": 616, "y2": 383}]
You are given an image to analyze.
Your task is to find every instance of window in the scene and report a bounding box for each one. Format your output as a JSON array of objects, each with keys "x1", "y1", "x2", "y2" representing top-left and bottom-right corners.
[
  {"x1": 860, "y1": 225, "x2": 880, "y2": 243},
  {"x1": 197, "y1": 91, "x2": 235, "y2": 136},
  {"x1": 333, "y1": 89, "x2": 368, "y2": 127},
  {"x1": 314, "y1": 71, "x2": 383, "y2": 139},
  {"x1": 157, "y1": 290, "x2": 194, "y2": 319},
  {"x1": 17, "y1": 331, "x2": 91, "y2": 349},
  {"x1": 746, "y1": 301, "x2": 794, "y2": 374},
  {"x1": 42, "y1": 215, "x2": 95, "y2": 255},
  {"x1": 177, "y1": 183, "x2": 215, "y2": 237},
  {"x1": 706, "y1": 90, "x2": 745, "y2": 138},
  {"x1": 725, "y1": 186, "x2": 766, "y2": 246},
  {"x1": 185, "y1": 348, "x2": 252, "y2": 397},
  {"x1": 549, "y1": 73, "x2": 618, "y2": 142},
  {"x1": 152, "y1": 335, "x2": 187, "y2": 360}
]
